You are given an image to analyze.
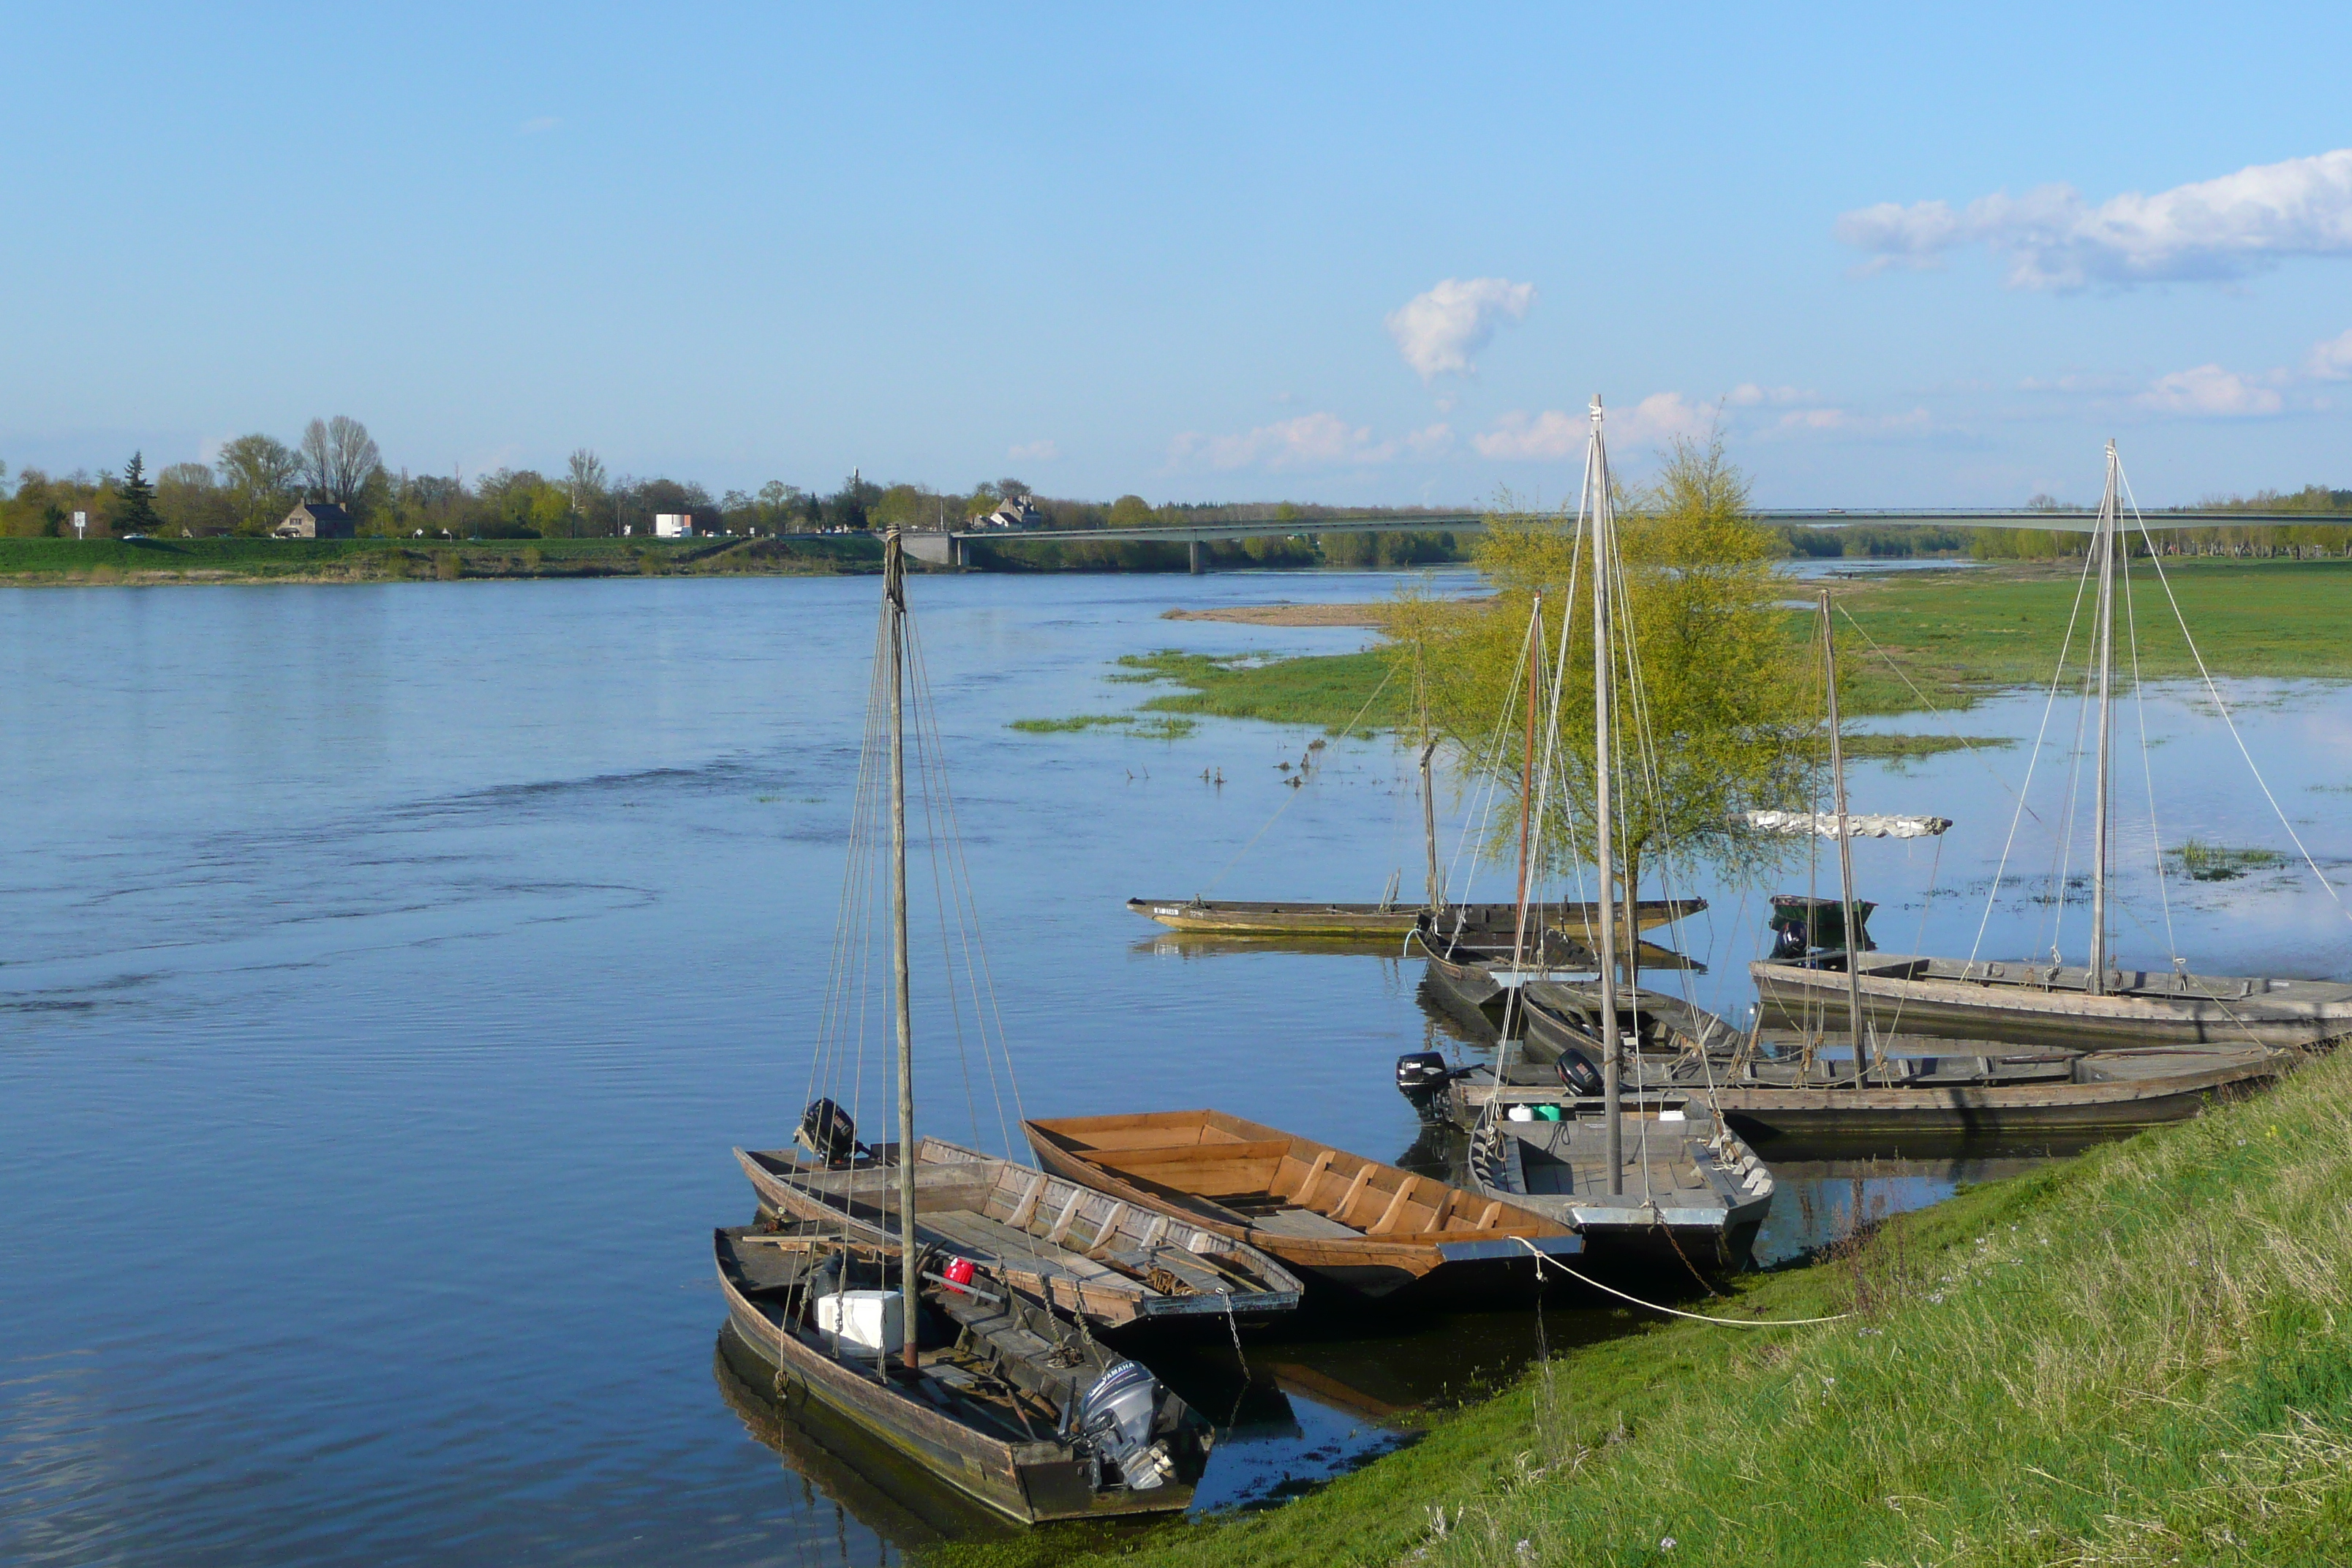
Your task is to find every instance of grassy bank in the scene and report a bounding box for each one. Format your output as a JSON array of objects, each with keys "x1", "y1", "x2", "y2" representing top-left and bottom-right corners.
[
  {"x1": 0, "y1": 533, "x2": 883, "y2": 584},
  {"x1": 1086, "y1": 560, "x2": 2352, "y2": 747},
  {"x1": 938, "y1": 1047, "x2": 2352, "y2": 1568}
]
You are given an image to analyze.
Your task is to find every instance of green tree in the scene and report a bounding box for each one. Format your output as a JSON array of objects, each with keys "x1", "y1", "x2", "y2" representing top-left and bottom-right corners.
[
  {"x1": 216, "y1": 434, "x2": 302, "y2": 532},
  {"x1": 111, "y1": 453, "x2": 161, "y2": 537},
  {"x1": 1107, "y1": 494, "x2": 1154, "y2": 528},
  {"x1": 1392, "y1": 437, "x2": 1813, "y2": 957}
]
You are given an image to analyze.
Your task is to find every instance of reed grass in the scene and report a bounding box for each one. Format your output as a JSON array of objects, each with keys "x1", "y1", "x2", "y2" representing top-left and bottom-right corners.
[
  {"x1": 2169, "y1": 840, "x2": 2291, "y2": 882},
  {"x1": 943, "y1": 1049, "x2": 2352, "y2": 1568}
]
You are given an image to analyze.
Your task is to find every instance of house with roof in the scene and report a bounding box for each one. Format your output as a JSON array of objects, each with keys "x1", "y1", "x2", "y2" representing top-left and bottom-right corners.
[{"x1": 275, "y1": 501, "x2": 355, "y2": 539}]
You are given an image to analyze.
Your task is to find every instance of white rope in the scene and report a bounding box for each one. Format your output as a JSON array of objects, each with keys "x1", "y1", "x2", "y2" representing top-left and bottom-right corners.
[
  {"x1": 1964, "y1": 543, "x2": 2103, "y2": 976},
  {"x1": 1512, "y1": 1237, "x2": 1850, "y2": 1326},
  {"x1": 2123, "y1": 479, "x2": 2352, "y2": 929}
]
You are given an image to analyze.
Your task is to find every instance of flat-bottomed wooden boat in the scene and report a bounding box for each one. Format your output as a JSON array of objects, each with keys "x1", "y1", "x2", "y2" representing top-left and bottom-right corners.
[
  {"x1": 715, "y1": 1226, "x2": 1211, "y2": 1525},
  {"x1": 738, "y1": 1137, "x2": 1303, "y2": 1331},
  {"x1": 1022, "y1": 1109, "x2": 1583, "y2": 1303},
  {"x1": 1129, "y1": 895, "x2": 1701, "y2": 941}
]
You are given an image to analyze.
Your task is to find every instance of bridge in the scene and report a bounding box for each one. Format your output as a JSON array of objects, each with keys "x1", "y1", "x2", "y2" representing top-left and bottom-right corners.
[{"x1": 897, "y1": 509, "x2": 2343, "y2": 572}]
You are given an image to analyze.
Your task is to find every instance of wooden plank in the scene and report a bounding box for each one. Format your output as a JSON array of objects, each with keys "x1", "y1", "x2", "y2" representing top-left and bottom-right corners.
[
  {"x1": 1140, "y1": 1213, "x2": 1169, "y2": 1250},
  {"x1": 1089, "y1": 1139, "x2": 1294, "y2": 1169},
  {"x1": 1007, "y1": 1172, "x2": 1049, "y2": 1230},
  {"x1": 1290, "y1": 1148, "x2": 1336, "y2": 1206},
  {"x1": 1474, "y1": 1200, "x2": 1502, "y2": 1229},
  {"x1": 1044, "y1": 1190, "x2": 1087, "y2": 1248},
  {"x1": 1091, "y1": 1202, "x2": 1129, "y2": 1251},
  {"x1": 1368, "y1": 1178, "x2": 1418, "y2": 1236},
  {"x1": 1333, "y1": 1165, "x2": 1375, "y2": 1223}
]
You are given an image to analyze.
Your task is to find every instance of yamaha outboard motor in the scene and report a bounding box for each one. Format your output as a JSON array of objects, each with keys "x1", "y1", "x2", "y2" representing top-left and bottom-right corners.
[
  {"x1": 795, "y1": 1098, "x2": 862, "y2": 1167},
  {"x1": 1068, "y1": 1359, "x2": 1175, "y2": 1490}
]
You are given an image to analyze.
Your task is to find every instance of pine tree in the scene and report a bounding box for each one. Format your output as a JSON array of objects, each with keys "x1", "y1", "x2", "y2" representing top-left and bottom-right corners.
[{"x1": 112, "y1": 451, "x2": 161, "y2": 538}]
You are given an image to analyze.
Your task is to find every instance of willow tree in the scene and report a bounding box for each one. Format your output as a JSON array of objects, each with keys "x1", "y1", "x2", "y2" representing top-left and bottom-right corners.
[{"x1": 1389, "y1": 435, "x2": 1814, "y2": 965}]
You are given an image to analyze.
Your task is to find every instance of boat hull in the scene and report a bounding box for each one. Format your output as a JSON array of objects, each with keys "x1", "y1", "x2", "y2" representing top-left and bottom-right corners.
[
  {"x1": 1752, "y1": 957, "x2": 2352, "y2": 1050},
  {"x1": 1129, "y1": 897, "x2": 1702, "y2": 940}
]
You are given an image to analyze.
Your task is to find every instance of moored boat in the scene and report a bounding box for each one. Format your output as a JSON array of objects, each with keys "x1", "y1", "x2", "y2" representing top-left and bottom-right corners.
[
  {"x1": 1022, "y1": 1109, "x2": 1584, "y2": 1304},
  {"x1": 736, "y1": 1134, "x2": 1304, "y2": 1332},
  {"x1": 715, "y1": 1225, "x2": 1210, "y2": 1525},
  {"x1": 1128, "y1": 895, "x2": 1702, "y2": 941}
]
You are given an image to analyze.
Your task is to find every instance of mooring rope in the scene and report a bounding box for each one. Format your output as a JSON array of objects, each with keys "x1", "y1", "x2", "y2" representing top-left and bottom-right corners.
[{"x1": 1511, "y1": 1237, "x2": 1850, "y2": 1327}]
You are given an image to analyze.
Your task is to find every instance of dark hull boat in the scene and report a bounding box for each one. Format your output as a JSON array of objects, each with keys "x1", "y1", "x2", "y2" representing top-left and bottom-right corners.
[
  {"x1": 1128, "y1": 895, "x2": 1702, "y2": 941},
  {"x1": 1412, "y1": 916, "x2": 1701, "y2": 1044},
  {"x1": 1440, "y1": 1087, "x2": 1774, "y2": 1275},
  {"x1": 736, "y1": 1136, "x2": 1303, "y2": 1332},
  {"x1": 1022, "y1": 1109, "x2": 1583, "y2": 1305},
  {"x1": 1750, "y1": 954, "x2": 2352, "y2": 1052},
  {"x1": 715, "y1": 1226, "x2": 1211, "y2": 1526},
  {"x1": 1496, "y1": 979, "x2": 2291, "y2": 1150}
]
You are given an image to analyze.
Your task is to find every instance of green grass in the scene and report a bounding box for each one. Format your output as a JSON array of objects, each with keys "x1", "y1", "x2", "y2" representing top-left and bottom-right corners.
[
  {"x1": 1112, "y1": 560, "x2": 2352, "y2": 745},
  {"x1": 2170, "y1": 839, "x2": 2291, "y2": 881},
  {"x1": 0, "y1": 533, "x2": 884, "y2": 582},
  {"x1": 931, "y1": 1047, "x2": 2352, "y2": 1568},
  {"x1": 1006, "y1": 713, "x2": 1199, "y2": 740}
]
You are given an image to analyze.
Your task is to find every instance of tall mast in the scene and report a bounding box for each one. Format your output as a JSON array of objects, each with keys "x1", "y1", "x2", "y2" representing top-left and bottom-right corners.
[
  {"x1": 2089, "y1": 441, "x2": 2118, "y2": 995},
  {"x1": 1588, "y1": 396, "x2": 1623, "y2": 1196},
  {"x1": 885, "y1": 531, "x2": 919, "y2": 1371},
  {"x1": 1515, "y1": 606, "x2": 1539, "y2": 920},
  {"x1": 1418, "y1": 641, "x2": 1441, "y2": 911},
  {"x1": 1820, "y1": 589, "x2": 1879, "y2": 1082}
]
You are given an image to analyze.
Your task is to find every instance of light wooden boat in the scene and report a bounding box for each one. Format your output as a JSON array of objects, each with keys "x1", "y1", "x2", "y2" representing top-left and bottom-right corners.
[
  {"x1": 715, "y1": 1226, "x2": 1211, "y2": 1525},
  {"x1": 1128, "y1": 895, "x2": 1701, "y2": 940},
  {"x1": 1750, "y1": 954, "x2": 2352, "y2": 1051},
  {"x1": 1022, "y1": 1109, "x2": 1583, "y2": 1303},
  {"x1": 737, "y1": 1137, "x2": 1303, "y2": 1331}
]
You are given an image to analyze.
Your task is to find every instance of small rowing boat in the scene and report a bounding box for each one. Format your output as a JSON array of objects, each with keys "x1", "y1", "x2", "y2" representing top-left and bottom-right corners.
[
  {"x1": 1128, "y1": 895, "x2": 1703, "y2": 941},
  {"x1": 1022, "y1": 1109, "x2": 1583, "y2": 1303}
]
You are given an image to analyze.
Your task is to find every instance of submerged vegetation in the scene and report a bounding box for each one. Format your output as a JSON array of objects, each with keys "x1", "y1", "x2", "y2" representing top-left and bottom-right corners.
[
  {"x1": 931, "y1": 1047, "x2": 2352, "y2": 1568},
  {"x1": 2170, "y1": 839, "x2": 2292, "y2": 882},
  {"x1": 1005, "y1": 712, "x2": 1198, "y2": 740}
]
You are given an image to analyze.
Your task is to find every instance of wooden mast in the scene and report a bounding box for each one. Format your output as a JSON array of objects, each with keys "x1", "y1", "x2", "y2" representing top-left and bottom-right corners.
[
  {"x1": 1417, "y1": 641, "x2": 1441, "y2": 912},
  {"x1": 2089, "y1": 440, "x2": 2118, "y2": 995},
  {"x1": 1819, "y1": 589, "x2": 1880, "y2": 1082},
  {"x1": 885, "y1": 530, "x2": 918, "y2": 1371},
  {"x1": 1588, "y1": 396, "x2": 1623, "y2": 1196}
]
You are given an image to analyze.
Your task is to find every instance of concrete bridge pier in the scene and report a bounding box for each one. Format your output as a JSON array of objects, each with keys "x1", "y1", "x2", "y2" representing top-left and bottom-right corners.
[{"x1": 1188, "y1": 538, "x2": 1205, "y2": 574}]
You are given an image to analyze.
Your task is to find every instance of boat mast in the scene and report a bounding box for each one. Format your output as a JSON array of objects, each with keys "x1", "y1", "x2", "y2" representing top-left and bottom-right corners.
[
  {"x1": 2089, "y1": 441, "x2": 2118, "y2": 995},
  {"x1": 1515, "y1": 605, "x2": 1539, "y2": 919},
  {"x1": 1819, "y1": 589, "x2": 1879, "y2": 1082},
  {"x1": 1418, "y1": 641, "x2": 1441, "y2": 911},
  {"x1": 1588, "y1": 396, "x2": 1623, "y2": 1196},
  {"x1": 885, "y1": 530, "x2": 919, "y2": 1371}
]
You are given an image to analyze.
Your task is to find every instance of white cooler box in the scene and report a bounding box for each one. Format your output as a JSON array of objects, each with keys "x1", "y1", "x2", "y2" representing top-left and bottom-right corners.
[{"x1": 816, "y1": 1289, "x2": 905, "y2": 1357}]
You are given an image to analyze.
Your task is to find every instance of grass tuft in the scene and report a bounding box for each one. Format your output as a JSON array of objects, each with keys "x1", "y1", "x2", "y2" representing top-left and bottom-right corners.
[{"x1": 2169, "y1": 840, "x2": 2291, "y2": 881}]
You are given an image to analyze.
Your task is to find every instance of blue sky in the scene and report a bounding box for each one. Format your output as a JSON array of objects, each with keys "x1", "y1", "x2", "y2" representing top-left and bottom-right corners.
[{"x1": 5, "y1": 4, "x2": 2350, "y2": 507}]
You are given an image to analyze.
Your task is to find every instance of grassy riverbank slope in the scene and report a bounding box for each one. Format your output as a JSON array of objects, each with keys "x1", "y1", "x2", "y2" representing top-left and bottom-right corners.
[
  {"x1": 0, "y1": 534, "x2": 883, "y2": 584},
  {"x1": 946, "y1": 1047, "x2": 2352, "y2": 1568},
  {"x1": 1115, "y1": 559, "x2": 2352, "y2": 739}
]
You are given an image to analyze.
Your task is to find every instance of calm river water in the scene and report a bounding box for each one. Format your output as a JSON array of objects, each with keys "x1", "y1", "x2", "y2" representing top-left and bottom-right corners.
[{"x1": 4, "y1": 567, "x2": 2347, "y2": 1564}]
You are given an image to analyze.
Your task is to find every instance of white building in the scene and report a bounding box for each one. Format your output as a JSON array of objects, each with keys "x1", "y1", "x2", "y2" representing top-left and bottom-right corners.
[
  {"x1": 974, "y1": 495, "x2": 1041, "y2": 530},
  {"x1": 654, "y1": 513, "x2": 695, "y2": 538}
]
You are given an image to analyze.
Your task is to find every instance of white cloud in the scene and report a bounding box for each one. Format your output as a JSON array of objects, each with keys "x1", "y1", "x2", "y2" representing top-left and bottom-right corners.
[
  {"x1": 1167, "y1": 412, "x2": 1395, "y2": 471},
  {"x1": 1473, "y1": 393, "x2": 1707, "y2": 459},
  {"x1": 1384, "y1": 278, "x2": 1536, "y2": 380},
  {"x1": 1836, "y1": 148, "x2": 2352, "y2": 290},
  {"x1": 1405, "y1": 423, "x2": 1454, "y2": 457},
  {"x1": 1007, "y1": 438, "x2": 1059, "y2": 461},
  {"x1": 1728, "y1": 383, "x2": 1812, "y2": 407},
  {"x1": 1764, "y1": 406, "x2": 1933, "y2": 436},
  {"x1": 519, "y1": 116, "x2": 560, "y2": 135},
  {"x1": 2306, "y1": 328, "x2": 2352, "y2": 380},
  {"x1": 2136, "y1": 364, "x2": 2284, "y2": 416}
]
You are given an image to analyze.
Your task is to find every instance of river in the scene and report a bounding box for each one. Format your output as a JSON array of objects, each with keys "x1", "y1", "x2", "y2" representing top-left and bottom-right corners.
[{"x1": 3, "y1": 568, "x2": 2345, "y2": 1564}]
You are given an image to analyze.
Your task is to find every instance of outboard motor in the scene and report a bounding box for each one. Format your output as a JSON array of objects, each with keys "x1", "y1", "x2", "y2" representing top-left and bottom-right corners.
[
  {"x1": 1068, "y1": 1359, "x2": 1175, "y2": 1490},
  {"x1": 1395, "y1": 1050, "x2": 1455, "y2": 1121},
  {"x1": 1555, "y1": 1052, "x2": 1604, "y2": 1096},
  {"x1": 795, "y1": 1098, "x2": 863, "y2": 1167}
]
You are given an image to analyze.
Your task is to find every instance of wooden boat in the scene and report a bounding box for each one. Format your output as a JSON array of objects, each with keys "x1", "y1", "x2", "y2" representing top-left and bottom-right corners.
[
  {"x1": 1127, "y1": 895, "x2": 1702, "y2": 941},
  {"x1": 1476, "y1": 981, "x2": 2291, "y2": 1148},
  {"x1": 1744, "y1": 445, "x2": 2352, "y2": 1055},
  {"x1": 1749, "y1": 953, "x2": 2352, "y2": 1052},
  {"x1": 715, "y1": 1225, "x2": 1211, "y2": 1525},
  {"x1": 1440, "y1": 1085, "x2": 1774, "y2": 1273},
  {"x1": 736, "y1": 1136, "x2": 1304, "y2": 1332},
  {"x1": 1411, "y1": 913, "x2": 1702, "y2": 1043},
  {"x1": 1021, "y1": 1109, "x2": 1584, "y2": 1303}
]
